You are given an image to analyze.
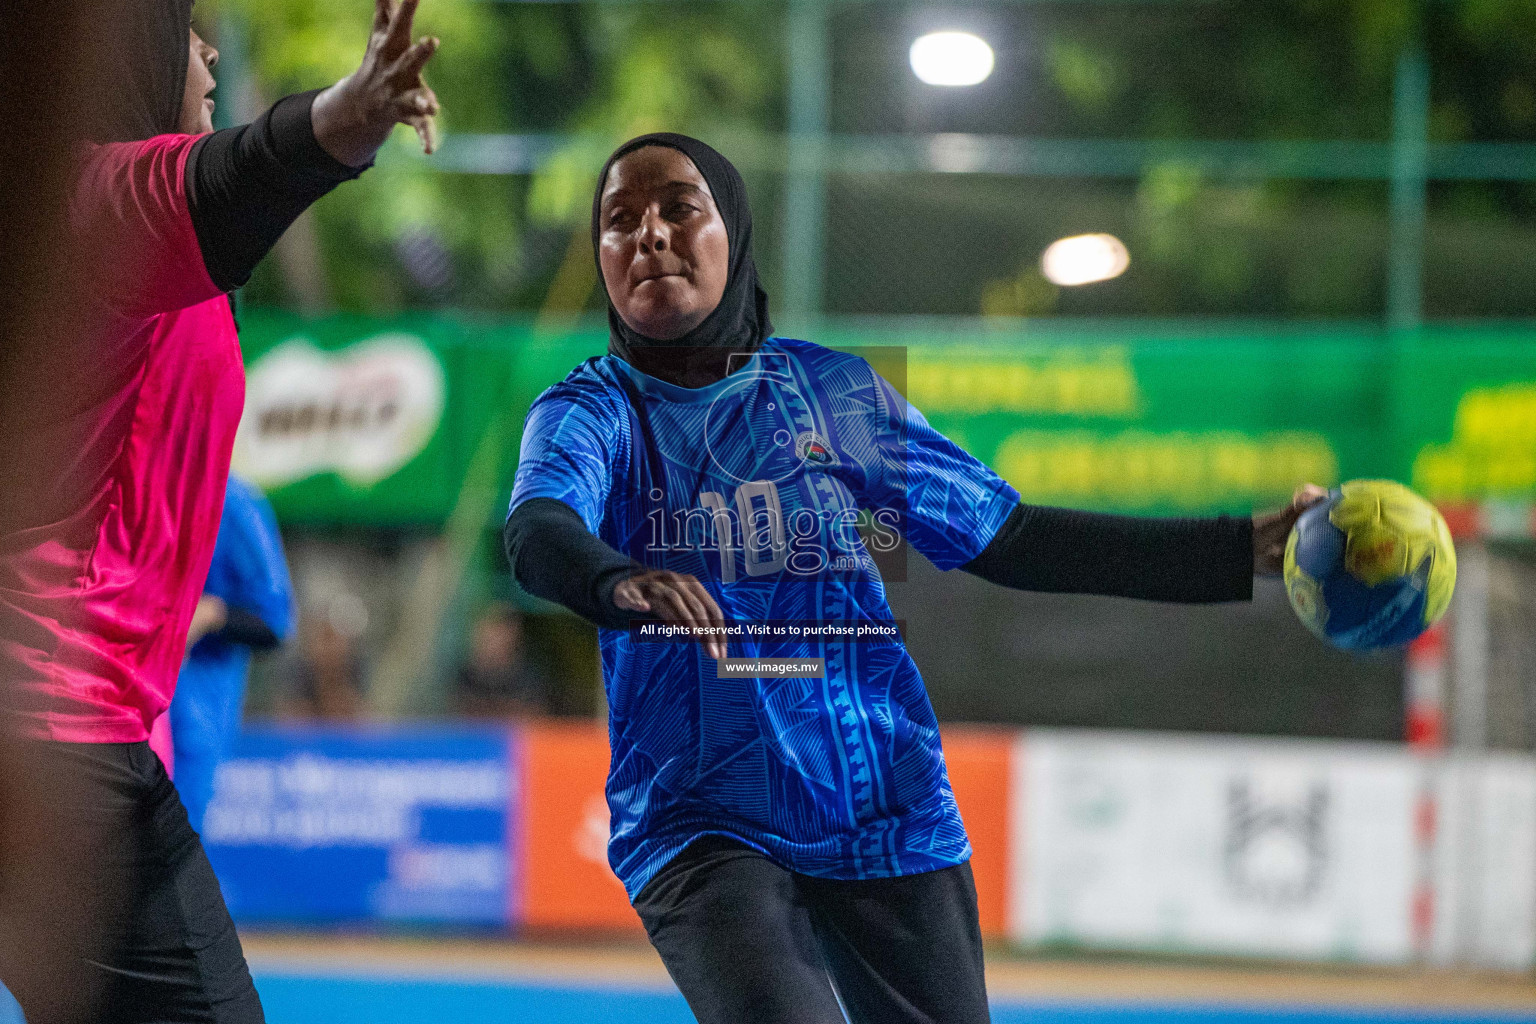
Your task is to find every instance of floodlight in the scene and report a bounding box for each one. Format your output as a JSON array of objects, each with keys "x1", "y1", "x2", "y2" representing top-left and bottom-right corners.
[
  {"x1": 910, "y1": 31, "x2": 995, "y2": 87},
  {"x1": 1040, "y1": 233, "x2": 1130, "y2": 286}
]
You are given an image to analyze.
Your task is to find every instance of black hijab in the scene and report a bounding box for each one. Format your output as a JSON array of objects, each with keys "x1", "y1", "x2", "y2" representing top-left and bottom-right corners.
[
  {"x1": 591, "y1": 133, "x2": 773, "y2": 389},
  {"x1": 85, "y1": 0, "x2": 196, "y2": 143}
]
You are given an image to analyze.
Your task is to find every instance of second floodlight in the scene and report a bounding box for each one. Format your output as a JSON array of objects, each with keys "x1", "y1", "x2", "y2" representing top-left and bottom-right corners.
[{"x1": 910, "y1": 31, "x2": 995, "y2": 87}]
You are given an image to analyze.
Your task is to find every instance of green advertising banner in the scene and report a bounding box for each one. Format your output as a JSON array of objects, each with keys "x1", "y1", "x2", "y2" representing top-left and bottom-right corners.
[
  {"x1": 236, "y1": 314, "x2": 445, "y2": 524},
  {"x1": 236, "y1": 312, "x2": 611, "y2": 526},
  {"x1": 234, "y1": 313, "x2": 1536, "y2": 525},
  {"x1": 1395, "y1": 327, "x2": 1536, "y2": 507}
]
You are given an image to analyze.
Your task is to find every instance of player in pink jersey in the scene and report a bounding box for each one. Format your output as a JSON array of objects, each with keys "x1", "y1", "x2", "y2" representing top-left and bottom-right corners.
[{"x1": 0, "y1": 3, "x2": 441, "y2": 1020}]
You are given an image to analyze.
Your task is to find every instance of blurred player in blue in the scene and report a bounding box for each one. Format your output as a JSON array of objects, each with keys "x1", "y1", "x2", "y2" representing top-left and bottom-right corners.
[
  {"x1": 504, "y1": 134, "x2": 1322, "y2": 1024},
  {"x1": 170, "y1": 475, "x2": 295, "y2": 832}
]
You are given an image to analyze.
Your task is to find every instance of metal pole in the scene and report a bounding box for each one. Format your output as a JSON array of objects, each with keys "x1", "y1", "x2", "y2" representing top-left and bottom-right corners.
[
  {"x1": 781, "y1": 0, "x2": 830, "y2": 334},
  {"x1": 1427, "y1": 542, "x2": 1491, "y2": 969},
  {"x1": 1387, "y1": 46, "x2": 1429, "y2": 335},
  {"x1": 1451, "y1": 542, "x2": 1491, "y2": 750}
]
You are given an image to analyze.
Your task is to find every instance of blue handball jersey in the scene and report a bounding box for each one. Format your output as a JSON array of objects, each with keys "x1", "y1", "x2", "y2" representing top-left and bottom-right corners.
[
  {"x1": 170, "y1": 476, "x2": 294, "y2": 830},
  {"x1": 508, "y1": 338, "x2": 1018, "y2": 899}
]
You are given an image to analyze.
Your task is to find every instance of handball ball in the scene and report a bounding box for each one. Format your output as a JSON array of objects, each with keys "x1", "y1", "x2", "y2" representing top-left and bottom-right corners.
[{"x1": 1283, "y1": 480, "x2": 1457, "y2": 651}]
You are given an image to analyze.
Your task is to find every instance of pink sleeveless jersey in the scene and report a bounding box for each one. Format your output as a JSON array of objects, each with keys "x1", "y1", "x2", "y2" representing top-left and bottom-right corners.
[{"x1": 0, "y1": 134, "x2": 244, "y2": 743}]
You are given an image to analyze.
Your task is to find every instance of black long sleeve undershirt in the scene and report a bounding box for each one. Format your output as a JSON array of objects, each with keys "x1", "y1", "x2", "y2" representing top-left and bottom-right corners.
[
  {"x1": 503, "y1": 498, "x2": 648, "y2": 629},
  {"x1": 960, "y1": 503, "x2": 1254, "y2": 603},
  {"x1": 505, "y1": 496, "x2": 1254, "y2": 632},
  {"x1": 184, "y1": 89, "x2": 364, "y2": 292}
]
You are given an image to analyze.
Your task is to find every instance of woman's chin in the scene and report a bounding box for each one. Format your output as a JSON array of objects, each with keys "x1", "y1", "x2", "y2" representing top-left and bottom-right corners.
[{"x1": 622, "y1": 304, "x2": 707, "y2": 343}]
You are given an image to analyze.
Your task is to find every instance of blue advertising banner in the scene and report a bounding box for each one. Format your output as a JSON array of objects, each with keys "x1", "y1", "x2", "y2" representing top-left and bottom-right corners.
[{"x1": 202, "y1": 726, "x2": 517, "y2": 927}]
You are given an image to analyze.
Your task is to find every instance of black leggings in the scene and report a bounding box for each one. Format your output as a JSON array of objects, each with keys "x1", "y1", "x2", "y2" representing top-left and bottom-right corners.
[
  {"x1": 0, "y1": 740, "x2": 263, "y2": 1024},
  {"x1": 633, "y1": 837, "x2": 992, "y2": 1024}
]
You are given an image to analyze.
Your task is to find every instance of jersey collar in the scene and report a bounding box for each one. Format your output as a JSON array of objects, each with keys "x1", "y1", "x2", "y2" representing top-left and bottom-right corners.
[{"x1": 606, "y1": 346, "x2": 769, "y2": 405}]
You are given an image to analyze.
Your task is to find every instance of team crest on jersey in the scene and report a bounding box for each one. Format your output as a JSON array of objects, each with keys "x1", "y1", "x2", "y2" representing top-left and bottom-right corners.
[{"x1": 795, "y1": 430, "x2": 836, "y2": 467}]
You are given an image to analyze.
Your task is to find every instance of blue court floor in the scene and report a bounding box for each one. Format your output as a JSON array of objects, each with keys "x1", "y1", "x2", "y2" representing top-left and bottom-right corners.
[{"x1": 253, "y1": 971, "x2": 1536, "y2": 1024}]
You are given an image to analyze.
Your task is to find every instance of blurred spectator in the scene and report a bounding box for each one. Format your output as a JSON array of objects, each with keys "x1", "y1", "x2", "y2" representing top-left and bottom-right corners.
[
  {"x1": 452, "y1": 604, "x2": 551, "y2": 718},
  {"x1": 164, "y1": 476, "x2": 295, "y2": 831},
  {"x1": 278, "y1": 595, "x2": 369, "y2": 720}
]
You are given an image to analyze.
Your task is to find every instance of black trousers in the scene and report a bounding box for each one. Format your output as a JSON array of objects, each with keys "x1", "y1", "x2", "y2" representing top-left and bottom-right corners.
[
  {"x1": 0, "y1": 741, "x2": 263, "y2": 1024},
  {"x1": 633, "y1": 837, "x2": 992, "y2": 1024}
]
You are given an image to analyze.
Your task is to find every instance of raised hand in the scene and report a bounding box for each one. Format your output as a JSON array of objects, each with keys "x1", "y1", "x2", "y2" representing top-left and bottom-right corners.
[
  {"x1": 613, "y1": 570, "x2": 729, "y2": 660},
  {"x1": 312, "y1": 0, "x2": 441, "y2": 168},
  {"x1": 1252, "y1": 484, "x2": 1329, "y2": 575}
]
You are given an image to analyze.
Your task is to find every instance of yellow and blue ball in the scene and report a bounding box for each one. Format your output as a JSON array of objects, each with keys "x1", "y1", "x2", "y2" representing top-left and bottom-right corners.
[{"x1": 1283, "y1": 480, "x2": 1456, "y2": 651}]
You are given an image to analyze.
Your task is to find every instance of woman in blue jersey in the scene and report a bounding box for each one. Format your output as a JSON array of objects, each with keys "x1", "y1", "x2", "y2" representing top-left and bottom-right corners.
[
  {"x1": 170, "y1": 476, "x2": 296, "y2": 833},
  {"x1": 505, "y1": 134, "x2": 1321, "y2": 1024}
]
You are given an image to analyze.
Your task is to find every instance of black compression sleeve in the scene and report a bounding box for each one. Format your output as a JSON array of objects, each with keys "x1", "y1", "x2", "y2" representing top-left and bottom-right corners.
[
  {"x1": 503, "y1": 498, "x2": 648, "y2": 630},
  {"x1": 184, "y1": 89, "x2": 364, "y2": 292},
  {"x1": 960, "y1": 503, "x2": 1254, "y2": 603},
  {"x1": 214, "y1": 607, "x2": 282, "y2": 652}
]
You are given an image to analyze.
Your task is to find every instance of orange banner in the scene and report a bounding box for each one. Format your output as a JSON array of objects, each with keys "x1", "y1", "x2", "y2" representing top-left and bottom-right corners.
[
  {"x1": 516, "y1": 720, "x2": 1014, "y2": 937},
  {"x1": 940, "y1": 725, "x2": 1015, "y2": 938},
  {"x1": 518, "y1": 719, "x2": 643, "y2": 933}
]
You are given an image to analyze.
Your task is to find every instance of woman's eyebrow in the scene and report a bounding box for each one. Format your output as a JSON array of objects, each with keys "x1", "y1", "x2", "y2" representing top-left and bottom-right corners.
[
  {"x1": 603, "y1": 181, "x2": 710, "y2": 208},
  {"x1": 663, "y1": 181, "x2": 709, "y2": 199}
]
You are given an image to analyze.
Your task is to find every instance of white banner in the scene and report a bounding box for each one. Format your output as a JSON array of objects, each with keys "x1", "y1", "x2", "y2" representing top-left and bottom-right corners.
[
  {"x1": 1010, "y1": 730, "x2": 1424, "y2": 963},
  {"x1": 1428, "y1": 754, "x2": 1536, "y2": 970}
]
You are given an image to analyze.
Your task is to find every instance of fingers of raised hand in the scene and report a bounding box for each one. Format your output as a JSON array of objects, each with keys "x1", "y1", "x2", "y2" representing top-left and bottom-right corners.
[
  {"x1": 392, "y1": 36, "x2": 439, "y2": 82},
  {"x1": 390, "y1": 83, "x2": 438, "y2": 152},
  {"x1": 408, "y1": 114, "x2": 438, "y2": 154},
  {"x1": 396, "y1": 86, "x2": 438, "y2": 116},
  {"x1": 384, "y1": 0, "x2": 420, "y2": 51}
]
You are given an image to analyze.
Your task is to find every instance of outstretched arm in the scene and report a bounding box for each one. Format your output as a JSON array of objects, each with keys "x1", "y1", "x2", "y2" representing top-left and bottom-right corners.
[
  {"x1": 503, "y1": 499, "x2": 727, "y2": 659},
  {"x1": 506, "y1": 384, "x2": 727, "y2": 658},
  {"x1": 504, "y1": 498, "x2": 644, "y2": 630},
  {"x1": 960, "y1": 486, "x2": 1327, "y2": 602},
  {"x1": 184, "y1": 0, "x2": 440, "y2": 291},
  {"x1": 961, "y1": 505, "x2": 1253, "y2": 602}
]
